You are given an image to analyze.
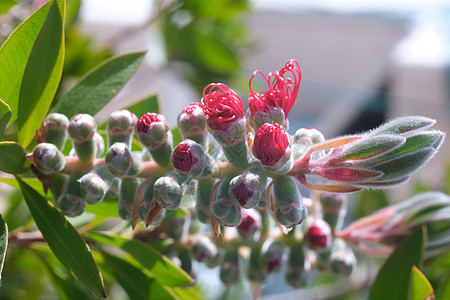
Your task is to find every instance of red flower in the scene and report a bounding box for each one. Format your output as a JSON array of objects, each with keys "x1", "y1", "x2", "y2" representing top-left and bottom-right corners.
[
  {"x1": 305, "y1": 220, "x2": 332, "y2": 249},
  {"x1": 248, "y1": 59, "x2": 302, "y2": 125},
  {"x1": 136, "y1": 113, "x2": 169, "y2": 148},
  {"x1": 253, "y1": 123, "x2": 290, "y2": 166},
  {"x1": 201, "y1": 83, "x2": 245, "y2": 132}
]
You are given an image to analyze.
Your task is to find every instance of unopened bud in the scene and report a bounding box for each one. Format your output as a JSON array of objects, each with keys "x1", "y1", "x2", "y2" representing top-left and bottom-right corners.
[
  {"x1": 68, "y1": 114, "x2": 97, "y2": 164},
  {"x1": 107, "y1": 110, "x2": 137, "y2": 148},
  {"x1": 153, "y1": 176, "x2": 183, "y2": 210},
  {"x1": 329, "y1": 239, "x2": 356, "y2": 276},
  {"x1": 237, "y1": 209, "x2": 261, "y2": 240},
  {"x1": 292, "y1": 127, "x2": 325, "y2": 160},
  {"x1": 305, "y1": 219, "x2": 332, "y2": 250},
  {"x1": 273, "y1": 175, "x2": 304, "y2": 227},
  {"x1": 94, "y1": 132, "x2": 105, "y2": 158},
  {"x1": 105, "y1": 143, "x2": 143, "y2": 178},
  {"x1": 57, "y1": 194, "x2": 86, "y2": 217},
  {"x1": 220, "y1": 247, "x2": 241, "y2": 287},
  {"x1": 78, "y1": 173, "x2": 107, "y2": 204},
  {"x1": 32, "y1": 143, "x2": 66, "y2": 174},
  {"x1": 229, "y1": 172, "x2": 262, "y2": 208},
  {"x1": 41, "y1": 113, "x2": 69, "y2": 150},
  {"x1": 212, "y1": 178, "x2": 242, "y2": 227},
  {"x1": 262, "y1": 239, "x2": 285, "y2": 274},
  {"x1": 319, "y1": 192, "x2": 347, "y2": 232},
  {"x1": 177, "y1": 102, "x2": 208, "y2": 147},
  {"x1": 192, "y1": 236, "x2": 218, "y2": 262}
]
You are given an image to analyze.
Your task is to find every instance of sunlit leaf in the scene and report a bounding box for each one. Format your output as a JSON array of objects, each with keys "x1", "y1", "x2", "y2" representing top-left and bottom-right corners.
[
  {"x1": 0, "y1": 99, "x2": 11, "y2": 139},
  {"x1": 17, "y1": 0, "x2": 64, "y2": 147},
  {"x1": 50, "y1": 51, "x2": 146, "y2": 118},
  {"x1": 16, "y1": 177, "x2": 106, "y2": 298},
  {"x1": 194, "y1": 33, "x2": 238, "y2": 73},
  {"x1": 101, "y1": 250, "x2": 177, "y2": 300},
  {"x1": 87, "y1": 233, "x2": 192, "y2": 287},
  {"x1": 369, "y1": 227, "x2": 426, "y2": 300},
  {"x1": 408, "y1": 266, "x2": 434, "y2": 300},
  {"x1": 0, "y1": 141, "x2": 30, "y2": 174},
  {"x1": 0, "y1": 213, "x2": 8, "y2": 281},
  {"x1": 0, "y1": 0, "x2": 64, "y2": 126}
]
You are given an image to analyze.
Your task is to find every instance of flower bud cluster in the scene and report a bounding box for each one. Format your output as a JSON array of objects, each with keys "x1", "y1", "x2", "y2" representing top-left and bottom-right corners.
[{"x1": 26, "y1": 59, "x2": 446, "y2": 293}]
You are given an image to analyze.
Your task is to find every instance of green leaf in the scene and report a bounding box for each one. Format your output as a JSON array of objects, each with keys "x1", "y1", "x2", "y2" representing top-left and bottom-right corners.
[
  {"x1": 0, "y1": 213, "x2": 8, "y2": 281},
  {"x1": 125, "y1": 94, "x2": 159, "y2": 116},
  {"x1": 369, "y1": 227, "x2": 426, "y2": 300},
  {"x1": 0, "y1": 98, "x2": 11, "y2": 139},
  {"x1": 0, "y1": 177, "x2": 45, "y2": 195},
  {"x1": 0, "y1": 141, "x2": 30, "y2": 174},
  {"x1": 0, "y1": 0, "x2": 64, "y2": 126},
  {"x1": 87, "y1": 233, "x2": 192, "y2": 287},
  {"x1": 408, "y1": 266, "x2": 434, "y2": 300},
  {"x1": 84, "y1": 196, "x2": 119, "y2": 218},
  {"x1": 16, "y1": 177, "x2": 106, "y2": 298},
  {"x1": 101, "y1": 250, "x2": 177, "y2": 300},
  {"x1": 436, "y1": 275, "x2": 450, "y2": 300},
  {"x1": 0, "y1": 0, "x2": 17, "y2": 14},
  {"x1": 33, "y1": 249, "x2": 97, "y2": 300},
  {"x1": 50, "y1": 51, "x2": 147, "y2": 118},
  {"x1": 18, "y1": 0, "x2": 64, "y2": 147},
  {"x1": 194, "y1": 33, "x2": 238, "y2": 73}
]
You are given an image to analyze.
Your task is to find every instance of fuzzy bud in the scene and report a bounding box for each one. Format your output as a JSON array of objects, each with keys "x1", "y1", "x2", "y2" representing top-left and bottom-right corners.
[
  {"x1": 41, "y1": 113, "x2": 69, "y2": 150},
  {"x1": 105, "y1": 143, "x2": 143, "y2": 178},
  {"x1": 78, "y1": 173, "x2": 107, "y2": 205},
  {"x1": 118, "y1": 178, "x2": 139, "y2": 220},
  {"x1": 285, "y1": 241, "x2": 306, "y2": 288},
  {"x1": 192, "y1": 236, "x2": 218, "y2": 262},
  {"x1": 247, "y1": 245, "x2": 266, "y2": 283},
  {"x1": 273, "y1": 175, "x2": 305, "y2": 227},
  {"x1": 153, "y1": 176, "x2": 183, "y2": 210},
  {"x1": 319, "y1": 192, "x2": 347, "y2": 232},
  {"x1": 177, "y1": 102, "x2": 208, "y2": 146},
  {"x1": 107, "y1": 110, "x2": 137, "y2": 148},
  {"x1": 262, "y1": 239, "x2": 285, "y2": 274},
  {"x1": 32, "y1": 143, "x2": 66, "y2": 174},
  {"x1": 136, "y1": 113, "x2": 169, "y2": 148},
  {"x1": 68, "y1": 114, "x2": 97, "y2": 164},
  {"x1": 305, "y1": 219, "x2": 332, "y2": 250},
  {"x1": 292, "y1": 127, "x2": 325, "y2": 160},
  {"x1": 212, "y1": 178, "x2": 242, "y2": 227},
  {"x1": 195, "y1": 178, "x2": 215, "y2": 224},
  {"x1": 229, "y1": 173, "x2": 262, "y2": 208},
  {"x1": 329, "y1": 239, "x2": 356, "y2": 276},
  {"x1": 237, "y1": 209, "x2": 262, "y2": 240},
  {"x1": 220, "y1": 247, "x2": 241, "y2": 287}
]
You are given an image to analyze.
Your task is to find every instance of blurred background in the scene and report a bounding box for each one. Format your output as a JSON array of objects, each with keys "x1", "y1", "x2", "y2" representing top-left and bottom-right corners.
[{"x1": 1, "y1": 0, "x2": 449, "y2": 298}]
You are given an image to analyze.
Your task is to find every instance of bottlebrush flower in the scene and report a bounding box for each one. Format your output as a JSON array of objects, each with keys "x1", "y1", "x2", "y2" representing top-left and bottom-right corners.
[
  {"x1": 253, "y1": 123, "x2": 292, "y2": 173},
  {"x1": 229, "y1": 172, "x2": 262, "y2": 208},
  {"x1": 201, "y1": 83, "x2": 246, "y2": 145},
  {"x1": 248, "y1": 59, "x2": 302, "y2": 129},
  {"x1": 177, "y1": 102, "x2": 208, "y2": 147},
  {"x1": 336, "y1": 191, "x2": 450, "y2": 256},
  {"x1": 290, "y1": 116, "x2": 445, "y2": 192}
]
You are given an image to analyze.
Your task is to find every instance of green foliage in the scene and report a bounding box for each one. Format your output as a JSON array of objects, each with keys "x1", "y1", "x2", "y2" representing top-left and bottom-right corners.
[
  {"x1": 17, "y1": 177, "x2": 106, "y2": 297},
  {"x1": 0, "y1": 213, "x2": 7, "y2": 280},
  {"x1": 0, "y1": 142, "x2": 30, "y2": 174},
  {"x1": 18, "y1": 0, "x2": 64, "y2": 147},
  {"x1": 0, "y1": 0, "x2": 16, "y2": 15},
  {"x1": 51, "y1": 51, "x2": 146, "y2": 118},
  {"x1": 369, "y1": 227, "x2": 426, "y2": 300},
  {"x1": 409, "y1": 266, "x2": 434, "y2": 300},
  {"x1": 0, "y1": 99, "x2": 11, "y2": 139}
]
